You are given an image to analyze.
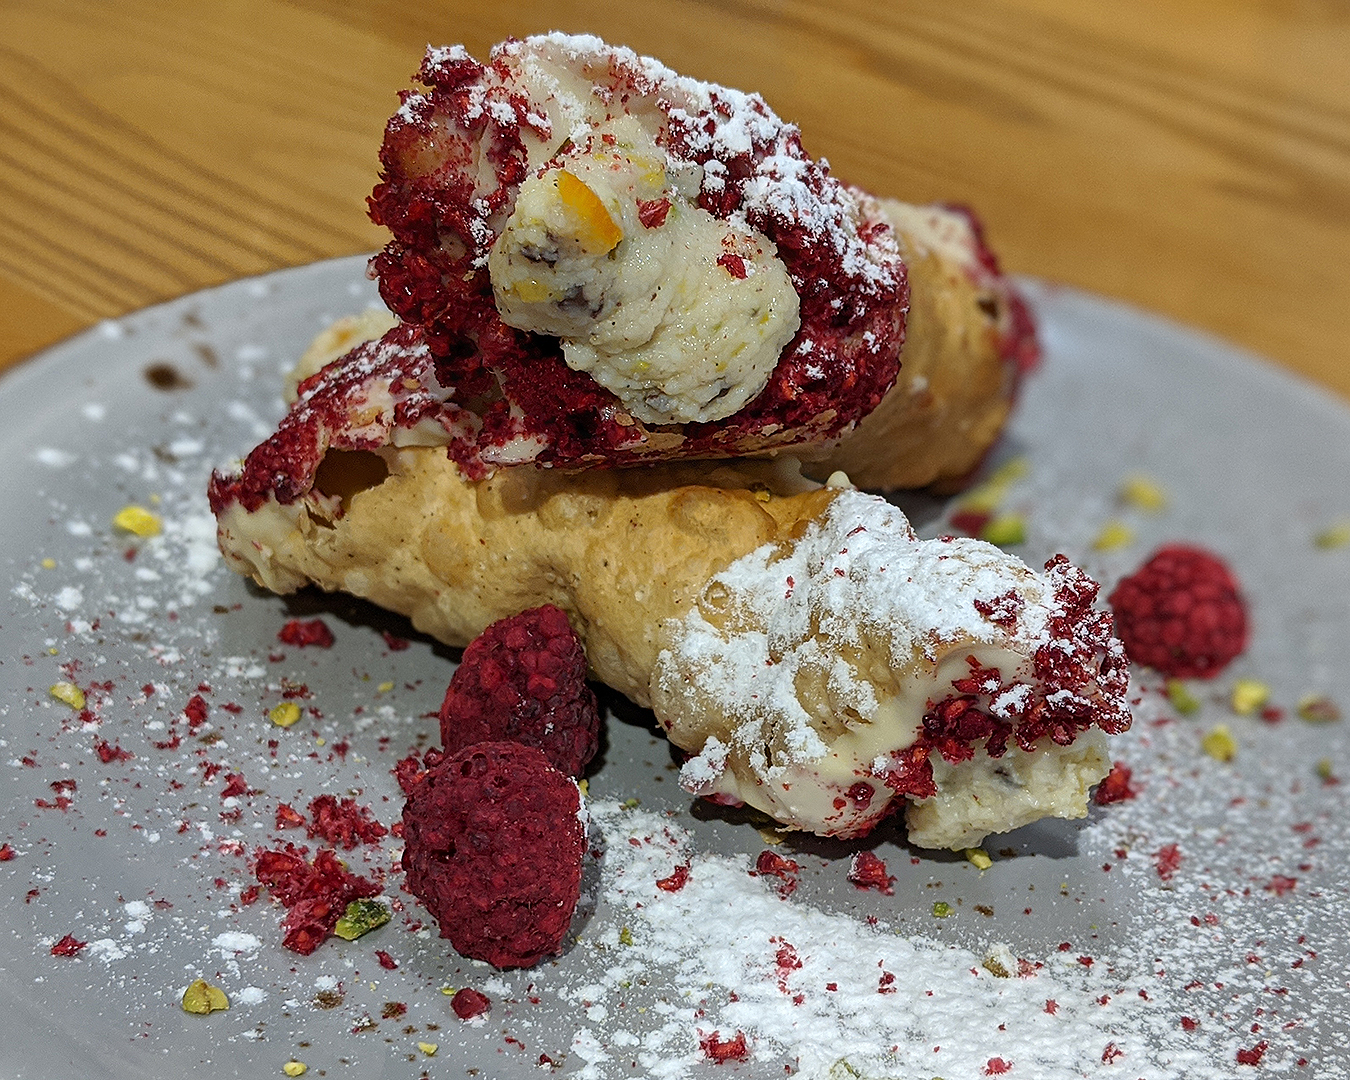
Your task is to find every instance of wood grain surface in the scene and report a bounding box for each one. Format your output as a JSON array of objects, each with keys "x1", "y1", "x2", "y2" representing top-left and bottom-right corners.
[{"x1": 1, "y1": 0, "x2": 1347, "y2": 399}]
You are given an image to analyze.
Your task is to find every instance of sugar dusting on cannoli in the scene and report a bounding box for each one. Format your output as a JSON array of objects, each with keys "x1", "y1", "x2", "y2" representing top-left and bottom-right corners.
[{"x1": 653, "y1": 487, "x2": 1130, "y2": 848}]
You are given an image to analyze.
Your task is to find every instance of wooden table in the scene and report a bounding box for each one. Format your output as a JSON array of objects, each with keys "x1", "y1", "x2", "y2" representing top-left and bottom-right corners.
[{"x1": 2, "y1": 0, "x2": 1347, "y2": 400}]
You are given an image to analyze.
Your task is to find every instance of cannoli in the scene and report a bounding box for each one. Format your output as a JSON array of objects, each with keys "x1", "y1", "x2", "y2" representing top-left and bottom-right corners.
[
  {"x1": 282, "y1": 195, "x2": 1034, "y2": 493},
  {"x1": 210, "y1": 429, "x2": 1129, "y2": 848},
  {"x1": 366, "y1": 33, "x2": 908, "y2": 477}
]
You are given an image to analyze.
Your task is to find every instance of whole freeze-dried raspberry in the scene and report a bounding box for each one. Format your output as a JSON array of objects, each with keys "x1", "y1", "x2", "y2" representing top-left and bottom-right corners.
[
  {"x1": 1108, "y1": 545, "x2": 1247, "y2": 679},
  {"x1": 401, "y1": 742, "x2": 585, "y2": 969},
  {"x1": 439, "y1": 606, "x2": 599, "y2": 777}
]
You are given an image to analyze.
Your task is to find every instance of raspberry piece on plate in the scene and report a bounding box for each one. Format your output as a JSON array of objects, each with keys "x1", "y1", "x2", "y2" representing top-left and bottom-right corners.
[
  {"x1": 401, "y1": 742, "x2": 586, "y2": 969},
  {"x1": 439, "y1": 606, "x2": 599, "y2": 777},
  {"x1": 1108, "y1": 545, "x2": 1248, "y2": 679}
]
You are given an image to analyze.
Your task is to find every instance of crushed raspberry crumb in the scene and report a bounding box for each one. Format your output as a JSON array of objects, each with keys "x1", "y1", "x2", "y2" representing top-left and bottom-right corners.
[
  {"x1": 1236, "y1": 1040, "x2": 1269, "y2": 1066},
  {"x1": 1154, "y1": 843, "x2": 1183, "y2": 882},
  {"x1": 451, "y1": 987, "x2": 491, "y2": 1020},
  {"x1": 439, "y1": 606, "x2": 599, "y2": 778},
  {"x1": 751, "y1": 850, "x2": 801, "y2": 896},
  {"x1": 0, "y1": 844, "x2": 13, "y2": 861},
  {"x1": 1265, "y1": 875, "x2": 1298, "y2": 896},
  {"x1": 847, "y1": 851, "x2": 895, "y2": 895},
  {"x1": 184, "y1": 694, "x2": 209, "y2": 728},
  {"x1": 699, "y1": 1030, "x2": 750, "y2": 1062},
  {"x1": 656, "y1": 864, "x2": 691, "y2": 892},
  {"x1": 254, "y1": 845, "x2": 381, "y2": 955},
  {"x1": 50, "y1": 933, "x2": 87, "y2": 957},
  {"x1": 1109, "y1": 545, "x2": 1248, "y2": 679},
  {"x1": 1093, "y1": 761, "x2": 1137, "y2": 804},
  {"x1": 305, "y1": 795, "x2": 388, "y2": 849},
  {"x1": 375, "y1": 949, "x2": 397, "y2": 969},
  {"x1": 983, "y1": 1058, "x2": 1012, "y2": 1076},
  {"x1": 381, "y1": 630, "x2": 410, "y2": 651},
  {"x1": 1180, "y1": 1016, "x2": 1199, "y2": 1032},
  {"x1": 275, "y1": 803, "x2": 306, "y2": 829},
  {"x1": 94, "y1": 738, "x2": 133, "y2": 763},
  {"x1": 278, "y1": 618, "x2": 336, "y2": 648}
]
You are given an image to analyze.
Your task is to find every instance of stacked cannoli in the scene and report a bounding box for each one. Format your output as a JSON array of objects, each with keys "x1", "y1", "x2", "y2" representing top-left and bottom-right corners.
[{"x1": 210, "y1": 33, "x2": 1128, "y2": 849}]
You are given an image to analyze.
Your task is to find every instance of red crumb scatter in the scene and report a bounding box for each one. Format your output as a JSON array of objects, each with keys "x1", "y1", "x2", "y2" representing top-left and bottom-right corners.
[
  {"x1": 1093, "y1": 761, "x2": 1136, "y2": 804},
  {"x1": 254, "y1": 845, "x2": 382, "y2": 955},
  {"x1": 184, "y1": 694, "x2": 209, "y2": 729},
  {"x1": 1108, "y1": 545, "x2": 1248, "y2": 679},
  {"x1": 847, "y1": 850, "x2": 895, "y2": 895},
  {"x1": 751, "y1": 850, "x2": 801, "y2": 896},
  {"x1": 1044, "y1": 999, "x2": 1058, "y2": 1015},
  {"x1": 637, "y1": 198, "x2": 671, "y2": 229},
  {"x1": 305, "y1": 795, "x2": 388, "y2": 849},
  {"x1": 375, "y1": 949, "x2": 397, "y2": 970},
  {"x1": 1077, "y1": 956, "x2": 1094, "y2": 968},
  {"x1": 221, "y1": 773, "x2": 248, "y2": 799},
  {"x1": 278, "y1": 618, "x2": 336, "y2": 648},
  {"x1": 983, "y1": 1057, "x2": 1012, "y2": 1075},
  {"x1": 381, "y1": 1001, "x2": 407, "y2": 1019},
  {"x1": 94, "y1": 738, "x2": 133, "y2": 763},
  {"x1": 239, "y1": 885, "x2": 260, "y2": 906},
  {"x1": 439, "y1": 606, "x2": 599, "y2": 778},
  {"x1": 381, "y1": 630, "x2": 410, "y2": 651},
  {"x1": 0, "y1": 844, "x2": 14, "y2": 861},
  {"x1": 1101, "y1": 1042, "x2": 1123, "y2": 1063},
  {"x1": 656, "y1": 864, "x2": 691, "y2": 892},
  {"x1": 1154, "y1": 843, "x2": 1183, "y2": 882},
  {"x1": 451, "y1": 986, "x2": 491, "y2": 1020},
  {"x1": 1237, "y1": 1040, "x2": 1269, "y2": 1066},
  {"x1": 1266, "y1": 875, "x2": 1298, "y2": 896},
  {"x1": 401, "y1": 742, "x2": 585, "y2": 969},
  {"x1": 275, "y1": 803, "x2": 306, "y2": 829},
  {"x1": 1180, "y1": 1016, "x2": 1199, "y2": 1032},
  {"x1": 699, "y1": 1030, "x2": 750, "y2": 1063},
  {"x1": 716, "y1": 252, "x2": 748, "y2": 279},
  {"x1": 50, "y1": 934, "x2": 87, "y2": 957}
]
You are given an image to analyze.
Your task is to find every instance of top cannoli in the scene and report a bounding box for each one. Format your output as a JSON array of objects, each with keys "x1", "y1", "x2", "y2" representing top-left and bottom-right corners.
[{"x1": 367, "y1": 33, "x2": 908, "y2": 477}]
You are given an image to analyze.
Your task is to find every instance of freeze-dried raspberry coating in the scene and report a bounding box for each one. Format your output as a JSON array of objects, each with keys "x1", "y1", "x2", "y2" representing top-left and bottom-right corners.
[
  {"x1": 401, "y1": 742, "x2": 585, "y2": 968},
  {"x1": 1108, "y1": 545, "x2": 1248, "y2": 679},
  {"x1": 439, "y1": 605, "x2": 599, "y2": 777}
]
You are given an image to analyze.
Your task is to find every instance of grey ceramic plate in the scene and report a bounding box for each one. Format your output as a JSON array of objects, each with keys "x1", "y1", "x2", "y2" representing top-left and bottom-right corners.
[{"x1": 1, "y1": 259, "x2": 1348, "y2": 1080}]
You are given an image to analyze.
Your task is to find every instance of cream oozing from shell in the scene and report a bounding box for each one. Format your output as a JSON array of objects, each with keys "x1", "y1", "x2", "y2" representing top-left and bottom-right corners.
[
  {"x1": 652, "y1": 488, "x2": 1120, "y2": 845},
  {"x1": 485, "y1": 49, "x2": 800, "y2": 425}
]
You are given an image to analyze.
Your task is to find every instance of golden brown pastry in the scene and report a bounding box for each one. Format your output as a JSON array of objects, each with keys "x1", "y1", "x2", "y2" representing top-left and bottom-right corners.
[{"x1": 210, "y1": 442, "x2": 1128, "y2": 849}]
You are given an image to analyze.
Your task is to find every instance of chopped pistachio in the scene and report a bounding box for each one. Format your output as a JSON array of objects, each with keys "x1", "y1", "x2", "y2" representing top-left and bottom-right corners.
[
  {"x1": 756, "y1": 827, "x2": 788, "y2": 846},
  {"x1": 1298, "y1": 695, "x2": 1342, "y2": 724},
  {"x1": 1119, "y1": 475, "x2": 1167, "y2": 512},
  {"x1": 49, "y1": 682, "x2": 85, "y2": 710},
  {"x1": 1091, "y1": 520, "x2": 1134, "y2": 552},
  {"x1": 965, "y1": 848, "x2": 993, "y2": 870},
  {"x1": 1313, "y1": 521, "x2": 1350, "y2": 550},
  {"x1": 112, "y1": 504, "x2": 162, "y2": 537},
  {"x1": 282, "y1": 1062, "x2": 308, "y2": 1077},
  {"x1": 181, "y1": 978, "x2": 229, "y2": 1014},
  {"x1": 1201, "y1": 724, "x2": 1237, "y2": 762},
  {"x1": 931, "y1": 901, "x2": 953, "y2": 918},
  {"x1": 40, "y1": 557, "x2": 55, "y2": 570},
  {"x1": 333, "y1": 898, "x2": 390, "y2": 941},
  {"x1": 1316, "y1": 758, "x2": 1336, "y2": 780},
  {"x1": 619, "y1": 926, "x2": 635, "y2": 946},
  {"x1": 577, "y1": 778, "x2": 589, "y2": 796},
  {"x1": 417, "y1": 1042, "x2": 438, "y2": 1056},
  {"x1": 620, "y1": 797, "x2": 640, "y2": 810},
  {"x1": 1230, "y1": 679, "x2": 1270, "y2": 716},
  {"x1": 269, "y1": 702, "x2": 302, "y2": 728},
  {"x1": 1166, "y1": 679, "x2": 1201, "y2": 716},
  {"x1": 980, "y1": 514, "x2": 1026, "y2": 547}
]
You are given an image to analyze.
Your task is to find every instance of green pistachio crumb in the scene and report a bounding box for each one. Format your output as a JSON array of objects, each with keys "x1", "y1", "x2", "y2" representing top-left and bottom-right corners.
[{"x1": 333, "y1": 898, "x2": 390, "y2": 941}]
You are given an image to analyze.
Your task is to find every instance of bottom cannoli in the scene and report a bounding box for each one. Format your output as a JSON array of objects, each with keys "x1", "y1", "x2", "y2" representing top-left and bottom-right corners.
[{"x1": 211, "y1": 440, "x2": 1129, "y2": 849}]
